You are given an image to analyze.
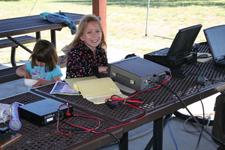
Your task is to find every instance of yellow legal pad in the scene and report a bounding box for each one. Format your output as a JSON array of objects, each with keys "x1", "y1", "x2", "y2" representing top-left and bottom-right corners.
[
  {"x1": 65, "y1": 77, "x2": 123, "y2": 104},
  {"x1": 65, "y1": 76, "x2": 96, "y2": 91}
]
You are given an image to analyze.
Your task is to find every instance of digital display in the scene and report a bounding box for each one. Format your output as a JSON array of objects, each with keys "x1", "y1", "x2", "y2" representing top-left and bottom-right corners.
[{"x1": 46, "y1": 117, "x2": 54, "y2": 122}]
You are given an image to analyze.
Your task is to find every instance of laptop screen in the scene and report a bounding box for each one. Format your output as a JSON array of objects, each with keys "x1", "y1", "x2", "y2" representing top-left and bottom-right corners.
[
  {"x1": 167, "y1": 24, "x2": 202, "y2": 63},
  {"x1": 204, "y1": 25, "x2": 225, "y2": 61}
]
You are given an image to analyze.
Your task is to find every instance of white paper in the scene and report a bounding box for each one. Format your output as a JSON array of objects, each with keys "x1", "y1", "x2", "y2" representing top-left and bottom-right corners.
[{"x1": 24, "y1": 79, "x2": 38, "y2": 87}]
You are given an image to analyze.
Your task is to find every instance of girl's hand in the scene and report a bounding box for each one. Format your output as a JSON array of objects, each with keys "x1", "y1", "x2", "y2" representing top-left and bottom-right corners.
[
  {"x1": 98, "y1": 66, "x2": 108, "y2": 74},
  {"x1": 24, "y1": 72, "x2": 31, "y2": 79},
  {"x1": 33, "y1": 78, "x2": 48, "y2": 87},
  {"x1": 32, "y1": 77, "x2": 60, "y2": 87},
  {"x1": 16, "y1": 65, "x2": 31, "y2": 78}
]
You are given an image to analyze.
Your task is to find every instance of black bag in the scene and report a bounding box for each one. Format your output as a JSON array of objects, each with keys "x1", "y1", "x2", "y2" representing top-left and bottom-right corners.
[{"x1": 212, "y1": 94, "x2": 225, "y2": 144}]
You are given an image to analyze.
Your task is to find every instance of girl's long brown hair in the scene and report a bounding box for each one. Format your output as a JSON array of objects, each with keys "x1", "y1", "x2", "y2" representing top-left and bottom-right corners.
[
  {"x1": 31, "y1": 39, "x2": 58, "y2": 71},
  {"x1": 67, "y1": 14, "x2": 107, "y2": 51}
]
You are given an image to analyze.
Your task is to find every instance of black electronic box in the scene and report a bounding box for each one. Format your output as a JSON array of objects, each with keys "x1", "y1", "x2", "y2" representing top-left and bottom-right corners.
[{"x1": 19, "y1": 98, "x2": 73, "y2": 126}]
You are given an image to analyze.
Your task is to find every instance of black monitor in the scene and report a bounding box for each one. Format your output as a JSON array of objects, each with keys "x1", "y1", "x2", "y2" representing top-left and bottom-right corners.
[{"x1": 167, "y1": 24, "x2": 202, "y2": 66}]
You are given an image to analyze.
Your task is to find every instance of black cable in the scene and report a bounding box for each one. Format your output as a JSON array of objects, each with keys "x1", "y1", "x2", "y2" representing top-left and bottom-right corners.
[
  {"x1": 159, "y1": 82, "x2": 225, "y2": 146},
  {"x1": 183, "y1": 115, "x2": 202, "y2": 133},
  {"x1": 194, "y1": 100, "x2": 205, "y2": 150},
  {"x1": 159, "y1": 83, "x2": 199, "y2": 123},
  {"x1": 174, "y1": 111, "x2": 213, "y2": 126},
  {"x1": 194, "y1": 83, "x2": 205, "y2": 150},
  {"x1": 172, "y1": 61, "x2": 215, "y2": 149}
]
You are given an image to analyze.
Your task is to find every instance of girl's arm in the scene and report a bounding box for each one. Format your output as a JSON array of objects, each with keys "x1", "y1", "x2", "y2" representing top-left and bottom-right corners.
[
  {"x1": 16, "y1": 65, "x2": 31, "y2": 78},
  {"x1": 97, "y1": 50, "x2": 108, "y2": 74},
  {"x1": 32, "y1": 68, "x2": 62, "y2": 87},
  {"x1": 33, "y1": 77, "x2": 61, "y2": 87}
]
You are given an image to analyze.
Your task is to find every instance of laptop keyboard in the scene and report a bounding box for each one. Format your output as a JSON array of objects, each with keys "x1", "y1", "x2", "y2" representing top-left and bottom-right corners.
[{"x1": 151, "y1": 48, "x2": 169, "y2": 56}]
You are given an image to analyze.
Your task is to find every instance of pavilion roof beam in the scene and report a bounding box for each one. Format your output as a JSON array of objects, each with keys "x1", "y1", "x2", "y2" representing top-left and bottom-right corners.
[{"x1": 92, "y1": 0, "x2": 107, "y2": 39}]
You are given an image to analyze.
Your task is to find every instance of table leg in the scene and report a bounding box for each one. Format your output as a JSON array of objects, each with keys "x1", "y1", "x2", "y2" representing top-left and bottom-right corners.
[
  {"x1": 153, "y1": 117, "x2": 163, "y2": 150},
  {"x1": 50, "y1": 30, "x2": 56, "y2": 47},
  {"x1": 11, "y1": 47, "x2": 16, "y2": 67},
  {"x1": 36, "y1": 32, "x2": 41, "y2": 40},
  {"x1": 119, "y1": 132, "x2": 128, "y2": 150}
]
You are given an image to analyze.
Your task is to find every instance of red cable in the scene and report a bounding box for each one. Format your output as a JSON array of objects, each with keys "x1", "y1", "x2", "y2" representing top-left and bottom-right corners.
[{"x1": 56, "y1": 74, "x2": 172, "y2": 136}]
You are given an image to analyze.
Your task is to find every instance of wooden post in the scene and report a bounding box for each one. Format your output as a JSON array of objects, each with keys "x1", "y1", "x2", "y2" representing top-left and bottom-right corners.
[{"x1": 92, "y1": 0, "x2": 107, "y2": 39}]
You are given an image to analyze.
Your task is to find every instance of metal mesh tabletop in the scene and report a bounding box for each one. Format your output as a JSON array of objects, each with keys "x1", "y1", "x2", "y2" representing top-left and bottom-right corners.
[
  {"x1": 27, "y1": 43, "x2": 225, "y2": 133},
  {"x1": 0, "y1": 92, "x2": 122, "y2": 150},
  {"x1": 0, "y1": 66, "x2": 20, "y2": 83},
  {"x1": 0, "y1": 42, "x2": 224, "y2": 149},
  {"x1": 134, "y1": 43, "x2": 225, "y2": 115},
  {"x1": 33, "y1": 84, "x2": 143, "y2": 123},
  {"x1": 34, "y1": 43, "x2": 224, "y2": 115}
]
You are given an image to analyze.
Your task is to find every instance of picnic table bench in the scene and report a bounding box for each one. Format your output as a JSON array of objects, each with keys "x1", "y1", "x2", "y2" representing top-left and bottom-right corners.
[{"x1": 0, "y1": 35, "x2": 36, "y2": 66}]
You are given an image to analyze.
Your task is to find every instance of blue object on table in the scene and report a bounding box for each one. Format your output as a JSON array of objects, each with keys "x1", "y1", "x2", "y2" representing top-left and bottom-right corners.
[{"x1": 40, "y1": 11, "x2": 76, "y2": 34}]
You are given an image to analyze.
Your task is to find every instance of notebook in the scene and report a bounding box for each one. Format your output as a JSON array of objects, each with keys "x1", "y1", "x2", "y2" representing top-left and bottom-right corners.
[
  {"x1": 144, "y1": 24, "x2": 202, "y2": 68},
  {"x1": 66, "y1": 77, "x2": 122, "y2": 104},
  {"x1": 204, "y1": 25, "x2": 225, "y2": 66}
]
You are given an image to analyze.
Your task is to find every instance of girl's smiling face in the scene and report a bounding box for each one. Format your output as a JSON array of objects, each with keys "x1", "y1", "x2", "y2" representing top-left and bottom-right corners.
[{"x1": 80, "y1": 21, "x2": 102, "y2": 51}]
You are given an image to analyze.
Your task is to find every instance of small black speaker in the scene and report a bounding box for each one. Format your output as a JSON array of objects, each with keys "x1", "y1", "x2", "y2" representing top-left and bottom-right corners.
[{"x1": 212, "y1": 94, "x2": 225, "y2": 143}]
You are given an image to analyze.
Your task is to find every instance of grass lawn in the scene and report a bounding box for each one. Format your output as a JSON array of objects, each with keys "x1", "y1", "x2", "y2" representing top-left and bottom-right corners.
[{"x1": 0, "y1": 0, "x2": 225, "y2": 64}]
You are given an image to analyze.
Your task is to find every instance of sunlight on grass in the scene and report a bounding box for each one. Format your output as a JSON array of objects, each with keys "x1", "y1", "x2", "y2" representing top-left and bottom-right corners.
[{"x1": 0, "y1": 0, "x2": 225, "y2": 65}]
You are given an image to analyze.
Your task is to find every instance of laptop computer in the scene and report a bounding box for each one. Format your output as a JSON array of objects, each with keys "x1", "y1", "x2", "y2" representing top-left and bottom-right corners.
[
  {"x1": 204, "y1": 25, "x2": 225, "y2": 66},
  {"x1": 144, "y1": 24, "x2": 202, "y2": 68}
]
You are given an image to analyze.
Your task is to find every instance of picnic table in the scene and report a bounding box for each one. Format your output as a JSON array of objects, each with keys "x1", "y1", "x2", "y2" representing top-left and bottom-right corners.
[{"x1": 0, "y1": 12, "x2": 84, "y2": 66}]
